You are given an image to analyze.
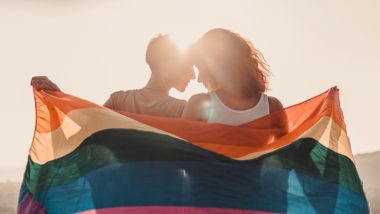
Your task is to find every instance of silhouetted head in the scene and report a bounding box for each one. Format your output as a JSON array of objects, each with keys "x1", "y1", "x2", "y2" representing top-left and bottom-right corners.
[
  {"x1": 191, "y1": 28, "x2": 270, "y2": 97},
  {"x1": 146, "y1": 34, "x2": 195, "y2": 92}
]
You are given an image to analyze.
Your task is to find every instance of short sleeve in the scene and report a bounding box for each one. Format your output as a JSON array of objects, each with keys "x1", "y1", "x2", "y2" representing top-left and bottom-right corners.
[
  {"x1": 103, "y1": 96, "x2": 114, "y2": 108},
  {"x1": 103, "y1": 90, "x2": 124, "y2": 109}
]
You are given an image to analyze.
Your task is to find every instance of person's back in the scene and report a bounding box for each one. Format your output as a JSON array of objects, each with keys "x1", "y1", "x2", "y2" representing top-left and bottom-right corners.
[
  {"x1": 206, "y1": 91, "x2": 269, "y2": 126},
  {"x1": 104, "y1": 89, "x2": 185, "y2": 118},
  {"x1": 183, "y1": 28, "x2": 288, "y2": 137},
  {"x1": 183, "y1": 90, "x2": 282, "y2": 126}
]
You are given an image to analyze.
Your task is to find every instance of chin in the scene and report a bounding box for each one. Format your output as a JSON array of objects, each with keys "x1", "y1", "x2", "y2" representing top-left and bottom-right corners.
[
  {"x1": 175, "y1": 85, "x2": 187, "y2": 93},
  {"x1": 177, "y1": 88, "x2": 186, "y2": 93}
]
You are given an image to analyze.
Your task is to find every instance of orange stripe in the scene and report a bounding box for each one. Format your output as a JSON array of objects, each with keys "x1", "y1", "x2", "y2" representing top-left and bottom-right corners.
[
  {"x1": 30, "y1": 108, "x2": 186, "y2": 164},
  {"x1": 118, "y1": 88, "x2": 345, "y2": 158},
  {"x1": 33, "y1": 87, "x2": 347, "y2": 159},
  {"x1": 33, "y1": 88, "x2": 100, "y2": 133}
]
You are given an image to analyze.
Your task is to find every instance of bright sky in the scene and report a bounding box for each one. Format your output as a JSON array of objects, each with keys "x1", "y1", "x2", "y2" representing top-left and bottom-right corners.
[{"x1": 1, "y1": 0, "x2": 379, "y2": 180}]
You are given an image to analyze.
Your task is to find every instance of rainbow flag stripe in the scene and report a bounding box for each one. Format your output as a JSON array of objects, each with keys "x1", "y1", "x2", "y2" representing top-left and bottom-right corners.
[{"x1": 18, "y1": 87, "x2": 369, "y2": 214}]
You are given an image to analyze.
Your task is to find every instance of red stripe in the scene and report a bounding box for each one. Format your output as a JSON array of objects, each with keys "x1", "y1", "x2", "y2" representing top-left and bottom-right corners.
[{"x1": 18, "y1": 192, "x2": 45, "y2": 214}]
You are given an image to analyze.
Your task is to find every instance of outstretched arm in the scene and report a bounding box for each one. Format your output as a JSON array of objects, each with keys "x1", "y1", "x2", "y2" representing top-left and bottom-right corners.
[{"x1": 30, "y1": 76, "x2": 118, "y2": 109}]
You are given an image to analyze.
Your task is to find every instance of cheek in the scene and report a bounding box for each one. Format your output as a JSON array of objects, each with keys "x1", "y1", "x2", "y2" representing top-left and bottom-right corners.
[
  {"x1": 199, "y1": 70, "x2": 211, "y2": 85},
  {"x1": 197, "y1": 70, "x2": 205, "y2": 82},
  {"x1": 199, "y1": 71, "x2": 218, "y2": 90}
]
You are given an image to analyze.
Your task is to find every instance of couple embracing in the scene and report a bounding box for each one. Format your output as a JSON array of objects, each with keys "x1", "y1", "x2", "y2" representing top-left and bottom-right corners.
[{"x1": 32, "y1": 28, "x2": 286, "y2": 132}]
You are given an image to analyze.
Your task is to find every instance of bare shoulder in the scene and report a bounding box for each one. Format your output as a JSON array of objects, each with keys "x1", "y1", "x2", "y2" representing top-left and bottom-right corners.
[
  {"x1": 268, "y1": 96, "x2": 284, "y2": 113},
  {"x1": 182, "y1": 93, "x2": 210, "y2": 121},
  {"x1": 188, "y1": 93, "x2": 210, "y2": 104}
]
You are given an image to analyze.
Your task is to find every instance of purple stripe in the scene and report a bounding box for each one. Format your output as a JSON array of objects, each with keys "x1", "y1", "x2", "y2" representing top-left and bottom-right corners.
[{"x1": 18, "y1": 192, "x2": 45, "y2": 214}]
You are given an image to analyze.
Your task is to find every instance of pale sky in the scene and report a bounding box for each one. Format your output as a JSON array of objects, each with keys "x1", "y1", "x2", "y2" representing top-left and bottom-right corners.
[{"x1": 1, "y1": 0, "x2": 379, "y2": 180}]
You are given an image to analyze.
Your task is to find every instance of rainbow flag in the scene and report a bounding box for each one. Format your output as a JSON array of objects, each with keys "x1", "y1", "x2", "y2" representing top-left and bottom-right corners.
[{"x1": 18, "y1": 87, "x2": 369, "y2": 214}]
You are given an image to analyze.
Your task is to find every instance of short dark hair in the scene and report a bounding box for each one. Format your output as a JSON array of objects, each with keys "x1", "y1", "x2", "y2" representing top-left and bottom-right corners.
[{"x1": 145, "y1": 34, "x2": 180, "y2": 69}]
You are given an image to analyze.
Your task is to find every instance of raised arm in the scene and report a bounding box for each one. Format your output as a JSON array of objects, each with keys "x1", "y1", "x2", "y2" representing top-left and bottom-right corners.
[{"x1": 30, "y1": 76, "x2": 61, "y2": 91}]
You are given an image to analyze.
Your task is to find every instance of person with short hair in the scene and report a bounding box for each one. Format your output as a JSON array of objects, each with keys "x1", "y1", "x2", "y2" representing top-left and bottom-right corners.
[{"x1": 31, "y1": 34, "x2": 195, "y2": 118}]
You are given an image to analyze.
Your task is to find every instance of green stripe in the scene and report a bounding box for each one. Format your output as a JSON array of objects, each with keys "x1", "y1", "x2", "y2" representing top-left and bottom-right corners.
[
  {"x1": 24, "y1": 129, "x2": 364, "y2": 196},
  {"x1": 26, "y1": 129, "x2": 227, "y2": 194},
  {"x1": 257, "y1": 137, "x2": 364, "y2": 196}
]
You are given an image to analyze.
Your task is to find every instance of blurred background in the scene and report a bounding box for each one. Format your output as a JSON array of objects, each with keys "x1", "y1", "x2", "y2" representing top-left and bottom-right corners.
[{"x1": 0, "y1": 0, "x2": 379, "y2": 213}]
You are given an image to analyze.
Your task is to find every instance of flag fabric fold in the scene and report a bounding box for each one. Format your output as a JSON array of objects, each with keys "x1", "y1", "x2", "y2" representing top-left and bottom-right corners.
[{"x1": 18, "y1": 87, "x2": 369, "y2": 214}]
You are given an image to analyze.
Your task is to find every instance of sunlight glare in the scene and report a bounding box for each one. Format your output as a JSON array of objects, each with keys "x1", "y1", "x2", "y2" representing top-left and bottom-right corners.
[
  {"x1": 171, "y1": 33, "x2": 195, "y2": 53},
  {"x1": 170, "y1": 68, "x2": 207, "y2": 100}
]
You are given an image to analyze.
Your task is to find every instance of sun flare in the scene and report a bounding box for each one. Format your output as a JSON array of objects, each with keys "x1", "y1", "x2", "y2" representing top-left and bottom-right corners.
[{"x1": 171, "y1": 33, "x2": 196, "y2": 53}]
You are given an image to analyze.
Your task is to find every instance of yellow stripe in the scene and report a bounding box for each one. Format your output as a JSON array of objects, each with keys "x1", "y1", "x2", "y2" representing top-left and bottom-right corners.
[
  {"x1": 236, "y1": 116, "x2": 354, "y2": 162},
  {"x1": 30, "y1": 108, "x2": 185, "y2": 164}
]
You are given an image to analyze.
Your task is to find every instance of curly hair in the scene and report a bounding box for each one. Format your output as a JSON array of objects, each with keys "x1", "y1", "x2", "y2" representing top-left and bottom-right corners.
[{"x1": 192, "y1": 28, "x2": 270, "y2": 97}]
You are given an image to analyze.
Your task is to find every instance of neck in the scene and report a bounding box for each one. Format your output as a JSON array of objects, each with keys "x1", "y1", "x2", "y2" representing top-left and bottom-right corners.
[{"x1": 143, "y1": 73, "x2": 170, "y2": 95}]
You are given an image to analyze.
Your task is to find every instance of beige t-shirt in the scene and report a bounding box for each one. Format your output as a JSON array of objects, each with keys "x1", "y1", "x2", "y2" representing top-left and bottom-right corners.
[{"x1": 104, "y1": 89, "x2": 186, "y2": 118}]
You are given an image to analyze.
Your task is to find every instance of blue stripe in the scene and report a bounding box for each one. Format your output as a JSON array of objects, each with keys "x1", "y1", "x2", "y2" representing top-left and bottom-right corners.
[{"x1": 31, "y1": 161, "x2": 368, "y2": 214}]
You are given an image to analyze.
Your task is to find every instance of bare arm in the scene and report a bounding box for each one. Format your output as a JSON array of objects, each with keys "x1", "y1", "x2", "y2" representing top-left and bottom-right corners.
[{"x1": 182, "y1": 93, "x2": 210, "y2": 121}]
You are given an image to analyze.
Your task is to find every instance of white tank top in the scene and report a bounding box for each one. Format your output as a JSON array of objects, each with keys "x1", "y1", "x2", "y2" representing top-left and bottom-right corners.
[{"x1": 207, "y1": 92, "x2": 270, "y2": 126}]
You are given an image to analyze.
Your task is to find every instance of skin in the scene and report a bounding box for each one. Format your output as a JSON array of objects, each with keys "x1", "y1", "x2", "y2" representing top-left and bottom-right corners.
[
  {"x1": 30, "y1": 76, "x2": 61, "y2": 91},
  {"x1": 137, "y1": 60, "x2": 195, "y2": 96},
  {"x1": 182, "y1": 67, "x2": 285, "y2": 120},
  {"x1": 172, "y1": 65, "x2": 195, "y2": 92},
  {"x1": 182, "y1": 61, "x2": 285, "y2": 120},
  {"x1": 182, "y1": 63, "x2": 289, "y2": 138}
]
